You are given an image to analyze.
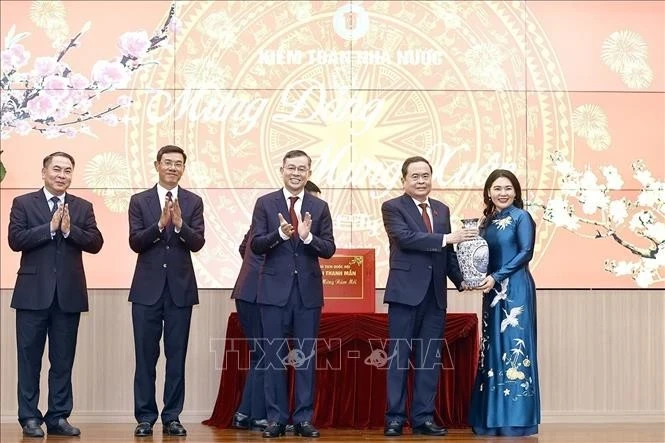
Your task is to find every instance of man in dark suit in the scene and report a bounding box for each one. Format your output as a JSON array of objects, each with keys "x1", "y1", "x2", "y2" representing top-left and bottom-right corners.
[
  {"x1": 128, "y1": 145, "x2": 205, "y2": 437},
  {"x1": 8, "y1": 151, "x2": 104, "y2": 438},
  {"x1": 231, "y1": 181, "x2": 321, "y2": 434},
  {"x1": 250, "y1": 151, "x2": 335, "y2": 438},
  {"x1": 382, "y1": 156, "x2": 477, "y2": 437}
]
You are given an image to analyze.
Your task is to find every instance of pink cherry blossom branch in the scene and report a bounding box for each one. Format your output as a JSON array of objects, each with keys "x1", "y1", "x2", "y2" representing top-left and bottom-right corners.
[
  {"x1": 149, "y1": 2, "x2": 175, "y2": 51},
  {"x1": 56, "y1": 25, "x2": 87, "y2": 62},
  {"x1": 120, "y1": 1, "x2": 175, "y2": 67},
  {"x1": 59, "y1": 104, "x2": 123, "y2": 126},
  {"x1": 1, "y1": 69, "x2": 16, "y2": 87}
]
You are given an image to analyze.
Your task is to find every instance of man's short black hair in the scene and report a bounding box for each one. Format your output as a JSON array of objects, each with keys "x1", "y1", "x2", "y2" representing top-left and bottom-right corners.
[{"x1": 156, "y1": 145, "x2": 187, "y2": 163}]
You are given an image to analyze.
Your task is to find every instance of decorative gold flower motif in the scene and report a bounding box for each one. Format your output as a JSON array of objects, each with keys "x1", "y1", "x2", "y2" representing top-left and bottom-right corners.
[
  {"x1": 492, "y1": 216, "x2": 512, "y2": 230},
  {"x1": 29, "y1": 0, "x2": 66, "y2": 27},
  {"x1": 199, "y1": 11, "x2": 236, "y2": 48},
  {"x1": 101, "y1": 189, "x2": 132, "y2": 213},
  {"x1": 349, "y1": 256, "x2": 364, "y2": 266},
  {"x1": 571, "y1": 104, "x2": 608, "y2": 138},
  {"x1": 84, "y1": 152, "x2": 130, "y2": 190},
  {"x1": 29, "y1": 0, "x2": 69, "y2": 49},
  {"x1": 601, "y1": 29, "x2": 648, "y2": 73},
  {"x1": 620, "y1": 60, "x2": 653, "y2": 89},
  {"x1": 586, "y1": 128, "x2": 612, "y2": 151},
  {"x1": 464, "y1": 43, "x2": 507, "y2": 90}
]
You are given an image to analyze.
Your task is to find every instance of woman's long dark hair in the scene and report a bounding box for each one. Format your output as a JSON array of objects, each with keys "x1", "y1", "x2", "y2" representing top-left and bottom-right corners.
[{"x1": 482, "y1": 169, "x2": 524, "y2": 219}]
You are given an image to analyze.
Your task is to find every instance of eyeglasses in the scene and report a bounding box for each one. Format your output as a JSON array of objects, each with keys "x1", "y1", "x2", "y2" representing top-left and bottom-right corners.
[
  {"x1": 407, "y1": 173, "x2": 431, "y2": 182},
  {"x1": 161, "y1": 160, "x2": 184, "y2": 169},
  {"x1": 284, "y1": 165, "x2": 309, "y2": 174}
]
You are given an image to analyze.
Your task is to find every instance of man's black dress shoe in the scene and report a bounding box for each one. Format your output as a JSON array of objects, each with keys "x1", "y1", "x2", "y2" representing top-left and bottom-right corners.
[
  {"x1": 412, "y1": 420, "x2": 448, "y2": 436},
  {"x1": 134, "y1": 422, "x2": 153, "y2": 437},
  {"x1": 262, "y1": 421, "x2": 286, "y2": 438},
  {"x1": 163, "y1": 420, "x2": 187, "y2": 436},
  {"x1": 47, "y1": 418, "x2": 80, "y2": 436},
  {"x1": 384, "y1": 420, "x2": 403, "y2": 437},
  {"x1": 294, "y1": 421, "x2": 320, "y2": 438},
  {"x1": 22, "y1": 418, "x2": 44, "y2": 438},
  {"x1": 232, "y1": 411, "x2": 250, "y2": 429},
  {"x1": 250, "y1": 419, "x2": 269, "y2": 431}
]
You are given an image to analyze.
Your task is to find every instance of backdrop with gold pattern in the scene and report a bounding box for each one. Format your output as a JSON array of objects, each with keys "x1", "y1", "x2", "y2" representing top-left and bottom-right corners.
[{"x1": 1, "y1": 1, "x2": 663, "y2": 289}]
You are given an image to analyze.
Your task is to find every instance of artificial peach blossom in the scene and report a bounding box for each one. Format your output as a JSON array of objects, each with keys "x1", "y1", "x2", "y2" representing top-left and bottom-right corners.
[{"x1": 118, "y1": 31, "x2": 150, "y2": 58}]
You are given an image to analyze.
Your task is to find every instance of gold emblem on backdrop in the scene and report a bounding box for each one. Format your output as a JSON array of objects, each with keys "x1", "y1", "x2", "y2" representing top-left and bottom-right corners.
[{"x1": 120, "y1": 1, "x2": 572, "y2": 287}]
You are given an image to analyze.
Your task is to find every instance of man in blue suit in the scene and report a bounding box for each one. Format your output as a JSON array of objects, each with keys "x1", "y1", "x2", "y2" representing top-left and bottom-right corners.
[
  {"x1": 128, "y1": 145, "x2": 205, "y2": 437},
  {"x1": 382, "y1": 156, "x2": 477, "y2": 437},
  {"x1": 250, "y1": 151, "x2": 335, "y2": 438},
  {"x1": 231, "y1": 181, "x2": 321, "y2": 434},
  {"x1": 8, "y1": 151, "x2": 104, "y2": 438}
]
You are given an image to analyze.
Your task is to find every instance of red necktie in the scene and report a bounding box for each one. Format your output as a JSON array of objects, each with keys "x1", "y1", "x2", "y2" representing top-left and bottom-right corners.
[
  {"x1": 419, "y1": 203, "x2": 432, "y2": 233},
  {"x1": 289, "y1": 196, "x2": 299, "y2": 237}
]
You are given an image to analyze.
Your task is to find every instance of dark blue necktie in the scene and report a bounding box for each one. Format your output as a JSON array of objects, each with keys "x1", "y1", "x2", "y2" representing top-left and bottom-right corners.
[
  {"x1": 50, "y1": 196, "x2": 60, "y2": 216},
  {"x1": 50, "y1": 196, "x2": 61, "y2": 240}
]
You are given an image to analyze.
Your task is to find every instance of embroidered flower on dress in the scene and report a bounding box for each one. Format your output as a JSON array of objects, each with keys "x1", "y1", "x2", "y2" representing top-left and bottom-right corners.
[{"x1": 493, "y1": 215, "x2": 513, "y2": 230}]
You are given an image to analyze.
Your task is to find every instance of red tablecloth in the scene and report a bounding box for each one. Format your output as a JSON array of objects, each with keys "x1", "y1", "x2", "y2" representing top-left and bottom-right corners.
[{"x1": 203, "y1": 313, "x2": 478, "y2": 429}]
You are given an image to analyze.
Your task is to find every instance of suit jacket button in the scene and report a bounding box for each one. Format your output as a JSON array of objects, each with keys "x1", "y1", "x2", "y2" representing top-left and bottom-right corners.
[
  {"x1": 428, "y1": 265, "x2": 432, "y2": 269},
  {"x1": 163, "y1": 263, "x2": 167, "y2": 268},
  {"x1": 294, "y1": 253, "x2": 298, "y2": 257},
  {"x1": 294, "y1": 270, "x2": 298, "y2": 275},
  {"x1": 166, "y1": 246, "x2": 170, "y2": 250}
]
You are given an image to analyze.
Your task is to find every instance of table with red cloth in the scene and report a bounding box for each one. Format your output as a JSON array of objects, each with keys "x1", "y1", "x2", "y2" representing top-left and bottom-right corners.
[{"x1": 203, "y1": 313, "x2": 478, "y2": 429}]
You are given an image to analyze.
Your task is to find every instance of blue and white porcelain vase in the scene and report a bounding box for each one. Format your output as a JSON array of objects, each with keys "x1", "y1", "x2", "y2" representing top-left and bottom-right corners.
[{"x1": 457, "y1": 218, "x2": 489, "y2": 287}]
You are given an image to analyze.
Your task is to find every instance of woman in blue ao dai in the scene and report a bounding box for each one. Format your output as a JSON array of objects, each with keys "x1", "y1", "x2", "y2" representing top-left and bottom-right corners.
[{"x1": 468, "y1": 169, "x2": 540, "y2": 436}]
